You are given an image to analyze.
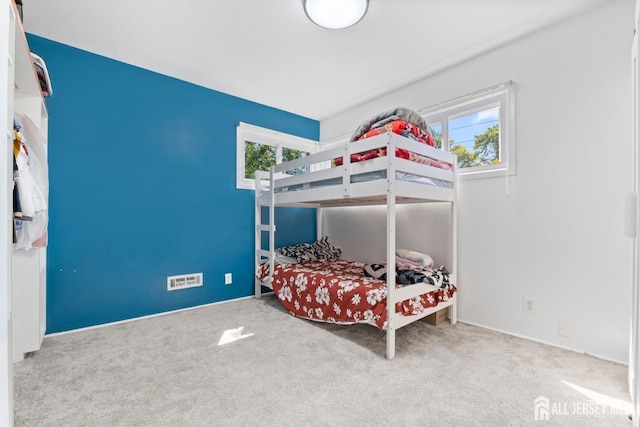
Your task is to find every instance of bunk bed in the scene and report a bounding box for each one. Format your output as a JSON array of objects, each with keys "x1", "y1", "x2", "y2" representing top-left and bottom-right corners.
[{"x1": 254, "y1": 129, "x2": 458, "y2": 360}]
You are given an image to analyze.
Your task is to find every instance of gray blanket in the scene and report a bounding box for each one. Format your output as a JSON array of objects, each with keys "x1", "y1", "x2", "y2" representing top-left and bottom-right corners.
[{"x1": 350, "y1": 106, "x2": 433, "y2": 142}]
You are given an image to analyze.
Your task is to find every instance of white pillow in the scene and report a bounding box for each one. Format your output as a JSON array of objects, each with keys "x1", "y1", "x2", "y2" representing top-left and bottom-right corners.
[
  {"x1": 274, "y1": 253, "x2": 299, "y2": 265},
  {"x1": 396, "y1": 248, "x2": 434, "y2": 268}
]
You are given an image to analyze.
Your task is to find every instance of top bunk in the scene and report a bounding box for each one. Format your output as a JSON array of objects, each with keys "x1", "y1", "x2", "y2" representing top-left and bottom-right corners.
[{"x1": 255, "y1": 132, "x2": 457, "y2": 208}]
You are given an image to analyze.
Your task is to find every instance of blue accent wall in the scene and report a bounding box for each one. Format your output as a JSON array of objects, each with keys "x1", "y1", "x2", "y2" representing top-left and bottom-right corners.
[{"x1": 27, "y1": 35, "x2": 319, "y2": 333}]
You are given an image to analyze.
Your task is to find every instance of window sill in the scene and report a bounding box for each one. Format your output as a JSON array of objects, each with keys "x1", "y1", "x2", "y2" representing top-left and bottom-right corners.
[{"x1": 458, "y1": 167, "x2": 514, "y2": 181}]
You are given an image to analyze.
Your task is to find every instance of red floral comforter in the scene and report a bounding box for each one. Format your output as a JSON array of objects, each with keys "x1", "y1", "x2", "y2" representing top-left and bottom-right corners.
[
  {"x1": 257, "y1": 259, "x2": 456, "y2": 329},
  {"x1": 359, "y1": 120, "x2": 435, "y2": 145},
  {"x1": 333, "y1": 120, "x2": 452, "y2": 170}
]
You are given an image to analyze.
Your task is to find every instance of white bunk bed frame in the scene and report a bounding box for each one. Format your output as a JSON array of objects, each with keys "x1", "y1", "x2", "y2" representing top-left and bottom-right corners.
[{"x1": 254, "y1": 132, "x2": 458, "y2": 359}]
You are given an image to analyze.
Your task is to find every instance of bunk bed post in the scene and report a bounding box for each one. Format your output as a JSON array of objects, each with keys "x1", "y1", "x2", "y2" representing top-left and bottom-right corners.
[
  {"x1": 449, "y1": 161, "x2": 458, "y2": 324},
  {"x1": 269, "y1": 166, "x2": 276, "y2": 285},
  {"x1": 317, "y1": 207, "x2": 323, "y2": 241},
  {"x1": 386, "y1": 134, "x2": 397, "y2": 360},
  {"x1": 255, "y1": 171, "x2": 267, "y2": 298},
  {"x1": 255, "y1": 181, "x2": 262, "y2": 298}
]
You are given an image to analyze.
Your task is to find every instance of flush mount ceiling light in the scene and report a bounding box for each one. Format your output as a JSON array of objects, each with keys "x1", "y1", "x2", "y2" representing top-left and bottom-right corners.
[{"x1": 303, "y1": 0, "x2": 369, "y2": 30}]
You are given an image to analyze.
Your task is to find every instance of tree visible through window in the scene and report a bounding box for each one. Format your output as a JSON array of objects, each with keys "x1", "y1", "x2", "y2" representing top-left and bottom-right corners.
[
  {"x1": 423, "y1": 82, "x2": 514, "y2": 178},
  {"x1": 450, "y1": 107, "x2": 500, "y2": 168},
  {"x1": 244, "y1": 142, "x2": 276, "y2": 180},
  {"x1": 282, "y1": 148, "x2": 310, "y2": 175},
  {"x1": 237, "y1": 123, "x2": 318, "y2": 190},
  {"x1": 244, "y1": 142, "x2": 310, "y2": 180},
  {"x1": 430, "y1": 108, "x2": 500, "y2": 168}
]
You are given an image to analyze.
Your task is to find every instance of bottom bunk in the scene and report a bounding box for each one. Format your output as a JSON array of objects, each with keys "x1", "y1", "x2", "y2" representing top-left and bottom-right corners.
[{"x1": 255, "y1": 257, "x2": 457, "y2": 357}]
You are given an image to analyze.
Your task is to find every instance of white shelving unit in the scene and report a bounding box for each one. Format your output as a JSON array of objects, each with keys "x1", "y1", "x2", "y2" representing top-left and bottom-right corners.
[
  {"x1": 0, "y1": 3, "x2": 16, "y2": 424},
  {"x1": 0, "y1": 2, "x2": 48, "y2": 421},
  {"x1": 4, "y1": 0, "x2": 48, "y2": 364}
]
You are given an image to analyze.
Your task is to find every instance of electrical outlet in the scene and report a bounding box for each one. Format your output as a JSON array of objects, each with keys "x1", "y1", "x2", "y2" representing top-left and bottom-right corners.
[
  {"x1": 558, "y1": 320, "x2": 570, "y2": 337},
  {"x1": 225, "y1": 273, "x2": 232, "y2": 285},
  {"x1": 523, "y1": 297, "x2": 537, "y2": 314}
]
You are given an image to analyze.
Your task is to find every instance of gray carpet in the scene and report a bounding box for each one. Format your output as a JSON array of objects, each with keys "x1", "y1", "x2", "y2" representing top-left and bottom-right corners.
[{"x1": 13, "y1": 295, "x2": 632, "y2": 426}]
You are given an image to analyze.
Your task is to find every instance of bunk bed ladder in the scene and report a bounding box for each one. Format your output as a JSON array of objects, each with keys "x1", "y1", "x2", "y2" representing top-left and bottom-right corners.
[{"x1": 254, "y1": 170, "x2": 276, "y2": 298}]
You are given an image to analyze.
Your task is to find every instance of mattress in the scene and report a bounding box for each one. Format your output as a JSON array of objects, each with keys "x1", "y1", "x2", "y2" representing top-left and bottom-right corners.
[
  {"x1": 257, "y1": 259, "x2": 457, "y2": 329},
  {"x1": 263, "y1": 170, "x2": 452, "y2": 194}
]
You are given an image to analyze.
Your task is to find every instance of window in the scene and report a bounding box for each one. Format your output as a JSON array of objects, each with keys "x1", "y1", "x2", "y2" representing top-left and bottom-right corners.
[
  {"x1": 237, "y1": 122, "x2": 319, "y2": 190},
  {"x1": 422, "y1": 81, "x2": 515, "y2": 179}
]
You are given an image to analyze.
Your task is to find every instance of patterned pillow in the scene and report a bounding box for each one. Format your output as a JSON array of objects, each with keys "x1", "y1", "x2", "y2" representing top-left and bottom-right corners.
[
  {"x1": 364, "y1": 263, "x2": 387, "y2": 280},
  {"x1": 276, "y1": 237, "x2": 341, "y2": 263},
  {"x1": 363, "y1": 264, "x2": 438, "y2": 286},
  {"x1": 311, "y1": 236, "x2": 341, "y2": 260},
  {"x1": 276, "y1": 243, "x2": 317, "y2": 263}
]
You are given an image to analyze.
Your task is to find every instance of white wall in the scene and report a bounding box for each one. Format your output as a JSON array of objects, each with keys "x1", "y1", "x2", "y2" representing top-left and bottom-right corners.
[
  {"x1": 323, "y1": 204, "x2": 453, "y2": 267},
  {"x1": 320, "y1": 0, "x2": 634, "y2": 363}
]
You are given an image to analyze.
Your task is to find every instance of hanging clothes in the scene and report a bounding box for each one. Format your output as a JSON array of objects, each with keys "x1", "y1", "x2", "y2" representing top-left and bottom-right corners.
[{"x1": 12, "y1": 114, "x2": 48, "y2": 250}]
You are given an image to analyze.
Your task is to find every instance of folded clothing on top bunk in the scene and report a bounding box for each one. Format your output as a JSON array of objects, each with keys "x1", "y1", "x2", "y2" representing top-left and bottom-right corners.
[
  {"x1": 333, "y1": 120, "x2": 451, "y2": 169},
  {"x1": 358, "y1": 119, "x2": 434, "y2": 145},
  {"x1": 257, "y1": 259, "x2": 456, "y2": 329},
  {"x1": 350, "y1": 106, "x2": 433, "y2": 142},
  {"x1": 334, "y1": 106, "x2": 450, "y2": 170}
]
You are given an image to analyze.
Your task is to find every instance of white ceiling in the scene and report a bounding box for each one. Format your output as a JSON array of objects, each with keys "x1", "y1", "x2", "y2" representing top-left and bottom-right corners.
[{"x1": 22, "y1": 0, "x2": 610, "y2": 120}]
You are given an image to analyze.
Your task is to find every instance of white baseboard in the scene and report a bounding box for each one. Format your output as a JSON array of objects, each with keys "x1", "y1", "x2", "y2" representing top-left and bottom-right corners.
[
  {"x1": 458, "y1": 318, "x2": 627, "y2": 366},
  {"x1": 45, "y1": 296, "x2": 256, "y2": 338}
]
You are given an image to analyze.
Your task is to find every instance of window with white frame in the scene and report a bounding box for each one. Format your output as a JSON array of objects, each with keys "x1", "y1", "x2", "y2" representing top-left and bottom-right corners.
[
  {"x1": 422, "y1": 81, "x2": 515, "y2": 179},
  {"x1": 236, "y1": 122, "x2": 319, "y2": 190}
]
